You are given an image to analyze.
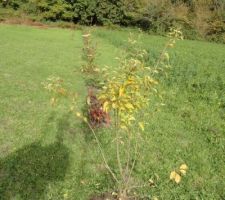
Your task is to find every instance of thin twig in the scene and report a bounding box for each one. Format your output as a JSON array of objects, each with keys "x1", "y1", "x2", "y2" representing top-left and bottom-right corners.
[
  {"x1": 125, "y1": 132, "x2": 131, "y2": 180},
  {"x1": 154, "y1": 40, "x2": 172, "y2": 69},
  {"x1": 86, "y1": 121, "x2": 119, "y2": 184},
  {"x1": 125, "y1": 133, "x2": 138, "y2": 191},
  {"x1": 115, "y1": 110, "x2": 124, "y2": 182}
]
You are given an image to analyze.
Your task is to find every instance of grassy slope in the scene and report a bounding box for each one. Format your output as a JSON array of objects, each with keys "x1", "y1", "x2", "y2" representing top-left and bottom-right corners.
[
  {"x1": 94, "y1": 29, "x2": 225, "y2": 199},
  {"x1": 0, "y1": 25, "x2": 225, "y2": 199}
]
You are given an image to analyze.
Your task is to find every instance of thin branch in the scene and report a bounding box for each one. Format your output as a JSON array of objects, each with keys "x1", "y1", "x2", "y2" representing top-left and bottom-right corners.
[
  {"x1": 115, "y1": 110, "x2": 124, "y2": 182},
  {"x1": 154, "y1": 40, "x2": 172, "y2": 69},
  {"x1": 125, "y1": 132, "x2": 131, "y2": 181},
  {"x1": 125, "y1": 133, "x2": 138, "y2": 191},
  {"x1": 86, "y1": 121, "x2": 119, "y2": 184}
]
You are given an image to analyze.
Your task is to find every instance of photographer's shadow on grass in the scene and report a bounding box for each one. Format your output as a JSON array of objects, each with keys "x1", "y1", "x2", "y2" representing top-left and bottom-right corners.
[{"x1": 0, "y1": 117, "x2": 70, "y2": 200}]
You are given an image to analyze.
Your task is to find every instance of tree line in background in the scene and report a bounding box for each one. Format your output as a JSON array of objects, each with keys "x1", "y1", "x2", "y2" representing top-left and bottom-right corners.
[{"x1": 0, "y1": 0, "x2": 225, "y2": 42}]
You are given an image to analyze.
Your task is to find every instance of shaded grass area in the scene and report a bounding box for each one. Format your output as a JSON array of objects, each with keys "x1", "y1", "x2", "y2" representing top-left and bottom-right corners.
[
  {"x1": 0, "y1": 25, "x2": 225, "y2": 199},
  {"x1": 0, "y1": 141, "x2": 69, "y2": 199}
]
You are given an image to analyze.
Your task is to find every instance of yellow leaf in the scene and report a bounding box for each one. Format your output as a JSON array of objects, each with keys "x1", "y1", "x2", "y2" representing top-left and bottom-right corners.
[
  {"x1": 82, "y1": 34, "x2": 91, "y2": 37},
  {"x1": 170, "y1": 171, "x2": 176, "y2": 180},
  {"x1": 112, "y1": 103, "x2": 117, "y2": 109},
  {"x1": 76, "y1": 112, "x2": 81, "y2": 117},
  {"x1": 125, "y1": 103, "x2": 134, "y2": 110},
  {"x1": 175, "y1": 173, "x2": 181, "y2": 183},
  {"x1": 128, "y1": 116, "x2": 135, "y2": 121},
  {"x1": 125, "y1": 79, "x2": 134, "y2": 86},
  {"x1": 179, "y1": 164, "x2": 188, "y2": 175},
  {"x1": 180, "y1": 169, "x2": 186, "y2": 175},
  {"x1": 119, "y1": 86, "x2": 125, "y2": 97},
  {"x1": 98, "y1": 94, "x2": 106, "y2": 100},
  {"x1": 168, "y1": 43, "x2": 174, "y2": 48},
  {"x1": 86, "y1": 96, "x2": 91, "y2": 105},
  {"x1": 103, "y1": 101, "x2": 109, "y2": 112},
  {"x1": 112, "y1": 192, "x2": 118, "y2": 196},
  {"x1": 138, "y1": 122, "x2": 144, "y2": 131},
  {"x1": 170, "y1": 171, "x2": 181, "y2": 184},
  {"x1": 180, "y1": 164, "x2": 188, "y2": 171},
  {"x1": 111, "y1": 96, "x2": 116, "y2": 101}
]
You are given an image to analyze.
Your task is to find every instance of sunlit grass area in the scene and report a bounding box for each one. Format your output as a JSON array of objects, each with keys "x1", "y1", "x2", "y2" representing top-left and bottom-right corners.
[{"x1": 0, "y1": 24, "x2": 224, "y2": 199}]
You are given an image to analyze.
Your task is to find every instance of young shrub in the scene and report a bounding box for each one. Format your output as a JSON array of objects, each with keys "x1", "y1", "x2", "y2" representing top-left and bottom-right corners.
[
  {"x1": 81, "y1": 31, "x2": 98, "y2": 72},
  {"x1": 43, "y1": 28, "x2": 183, "y2": 199},
  {"x1": 94, "y1": 28, "x2": 183, "y2": 198},
  {"x1": 81, "y1": 30, "x2": 108, "y2": 126}
]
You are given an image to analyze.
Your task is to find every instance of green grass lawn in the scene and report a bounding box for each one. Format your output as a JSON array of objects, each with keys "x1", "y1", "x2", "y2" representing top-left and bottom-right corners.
[{"x1": 0, "y1": 24, "x2": 225, "y2": 200}]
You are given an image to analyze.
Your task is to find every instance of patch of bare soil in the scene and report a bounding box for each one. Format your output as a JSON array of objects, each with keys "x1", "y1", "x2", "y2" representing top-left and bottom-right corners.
[
  {"x1": 1, "y1": 18, "x2": 48, "y2": 29},
  {"x1": 0, "y1": 18, "x2": 77, "y2": 30}
]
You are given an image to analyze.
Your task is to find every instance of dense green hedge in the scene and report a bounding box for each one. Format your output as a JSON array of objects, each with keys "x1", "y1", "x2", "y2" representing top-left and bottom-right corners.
[
  {"x1": 0, "y1": 0, "x2": 225, "y2": 43},
  {"x1": 0, "y1": 0, "x2": 126, "y2": 25}
]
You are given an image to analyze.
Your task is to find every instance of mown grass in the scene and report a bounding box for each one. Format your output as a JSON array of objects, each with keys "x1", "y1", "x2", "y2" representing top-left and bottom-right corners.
[{"x1": 0, "y1": 24, "x2": 225, "y2": 200}]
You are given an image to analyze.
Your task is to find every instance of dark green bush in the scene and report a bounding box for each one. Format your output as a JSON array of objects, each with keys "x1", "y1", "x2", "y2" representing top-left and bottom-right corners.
[
  {"x1": 7, "y1": 0, "x2": 125, "y2": 24},
  {"x1": 0, "y1": 0, "x2": 224, "y2": 43}
]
